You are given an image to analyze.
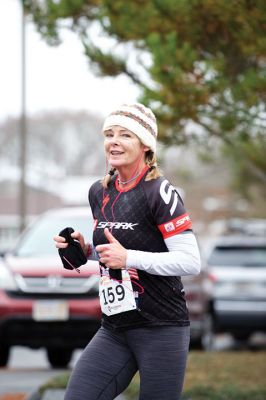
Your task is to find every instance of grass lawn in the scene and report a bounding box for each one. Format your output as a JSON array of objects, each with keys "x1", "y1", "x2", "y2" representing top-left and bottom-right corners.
[
  {"x1": 41, "y1": 351, "x2": 266, "y2": 399},
  {"x1": 181, "y1": 350, "x2": 266, "y2": 399},
  {"x1": 123, "y1": 351, "x2": 266, "y2": 400}
]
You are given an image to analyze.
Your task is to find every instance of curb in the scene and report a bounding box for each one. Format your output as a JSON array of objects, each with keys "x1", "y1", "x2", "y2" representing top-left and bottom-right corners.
[
  {"x1": 26, "y1": 389, "x2": 41, "y2": 400},
  {"x1": 26, "y1": 389, "x2": 65, "y2": 400},
  {"x1": 26, "y1": 389, "x2": 126, "y2": 400}
]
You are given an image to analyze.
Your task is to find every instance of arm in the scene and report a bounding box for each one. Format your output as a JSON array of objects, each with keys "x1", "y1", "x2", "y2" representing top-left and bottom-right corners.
[
  {"x1": 96, "y1": 229, "x2": 201, "y2": 276},
  {"x1": 126, "y1": 231, "x2": 201, "y2": 276}
]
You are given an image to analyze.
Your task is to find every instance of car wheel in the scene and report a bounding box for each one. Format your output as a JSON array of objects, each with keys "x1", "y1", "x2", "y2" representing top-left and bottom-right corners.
[
  {"x1": 0, "y1": 345, "x2": 10, "y2": 367},
  {"x1": 232, "y1": 333, "x2": 251, "y2": 342},
  {"x1": 201, "y1": 313, "x2": 216, "y2": 351},
  {"x1": 46, "y1": 347, "x2": 73, "y2": 368}
]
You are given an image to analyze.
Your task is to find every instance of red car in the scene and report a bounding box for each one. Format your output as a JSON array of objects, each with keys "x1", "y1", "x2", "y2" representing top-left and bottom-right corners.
[
  {"x1": 0, "y1": 207, "x2": 101, "y2": 368},
  {"x1": 0, "y1": 207, "x2": 208, "y2": 367}
]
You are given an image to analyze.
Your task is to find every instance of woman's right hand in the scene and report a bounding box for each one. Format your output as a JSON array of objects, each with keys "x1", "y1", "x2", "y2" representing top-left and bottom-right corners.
[{"x1": 53, "y1": 231, "x2": 87, "y2": 256}]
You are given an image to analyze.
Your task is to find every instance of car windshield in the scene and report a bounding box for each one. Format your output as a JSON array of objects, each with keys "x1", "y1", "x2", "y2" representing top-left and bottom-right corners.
[
  {"x1": 208, "y1": 246, "x2": 266, "y2": 267},
  {"x1": 14, "y1": 214, "x2": 94, "y2": 257}
]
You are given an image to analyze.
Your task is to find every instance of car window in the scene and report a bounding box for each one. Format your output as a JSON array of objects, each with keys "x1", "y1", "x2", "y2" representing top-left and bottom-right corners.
[
  {"x1": 14, "y1": 215, "x2": 94, "y2": 257},
  {"x1": 208, "y1": 246, "x2": 266, "y2": 267}
]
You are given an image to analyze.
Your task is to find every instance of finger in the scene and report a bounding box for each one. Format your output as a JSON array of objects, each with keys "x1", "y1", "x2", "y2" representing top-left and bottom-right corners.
[
  {"x1": 104, "y1": 228, "x2": 118, "y2": 244},
  {"x1": 55, "y1": 242, "x2": 68, "y2": 249},
  {"x1": 98, "y1": 249, "x2": 110, "y2": 259},
  {"x1": 99, "y1": 256, "x2": 109, "y2": 265},
  {"x1": 71, "y1": 231, "x2": 85, "y2": 247},
  {"x1": 96, "y1": 244, "x2": 110, "y2": 253},
  {"x1": 53, "y1": 235, "x2": 66, "y2": 243},
  {"x1": 71, "y1": 231, "x2": 81, "y2": 239},
  {"x1": 71, "y1": 231, "x2": 84, "y2": 241}
]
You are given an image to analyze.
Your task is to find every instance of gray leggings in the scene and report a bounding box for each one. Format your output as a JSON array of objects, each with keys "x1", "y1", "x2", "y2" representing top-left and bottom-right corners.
[{"x1": 64, "y1": 325, "x2": 190, "y2": 400}]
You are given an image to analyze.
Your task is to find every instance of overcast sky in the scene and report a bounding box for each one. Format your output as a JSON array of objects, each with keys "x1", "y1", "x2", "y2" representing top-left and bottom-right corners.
[{"x1": 0, "y1": 0, "x2": 139, "y2": 123}]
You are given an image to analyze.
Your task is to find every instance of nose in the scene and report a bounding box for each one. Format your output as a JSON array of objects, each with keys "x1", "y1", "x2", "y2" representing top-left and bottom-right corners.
[{"x1": 109, "y1": 133, "x2": 120, "y2": 145}]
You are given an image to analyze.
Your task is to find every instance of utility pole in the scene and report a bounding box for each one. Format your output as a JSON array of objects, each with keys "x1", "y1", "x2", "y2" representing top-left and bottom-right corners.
[{"x1": 19, "y1": 0, "x2": 27, "y2": 232}]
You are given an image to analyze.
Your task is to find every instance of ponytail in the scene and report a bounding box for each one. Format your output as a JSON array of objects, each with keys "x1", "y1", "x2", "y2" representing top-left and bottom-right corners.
[
  {"x1": 102, "y1": 168, "x2": 116, "y2": 189},
  {"x1": 145, "y1": 151, "x2": 162, "y2": 181}
]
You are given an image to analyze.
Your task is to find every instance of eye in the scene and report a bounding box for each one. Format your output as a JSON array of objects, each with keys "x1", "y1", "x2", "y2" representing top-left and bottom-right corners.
[
  {"x1": 104, "y1": 130, "x2": 113, "y2": 138},
  {"x1": 120, "y1": 131, "x2": 132, "y2": 138}
]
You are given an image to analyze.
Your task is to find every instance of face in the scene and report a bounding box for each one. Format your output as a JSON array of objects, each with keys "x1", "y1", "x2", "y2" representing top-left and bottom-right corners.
[{"x1": 103, "y1": 125, "x2": 149, "y2": 169}]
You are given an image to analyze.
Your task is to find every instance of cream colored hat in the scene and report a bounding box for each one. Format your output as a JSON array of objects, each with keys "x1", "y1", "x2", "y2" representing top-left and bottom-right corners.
[{"x1": 102, "y1": 103, "x2": 158, "y2": 153}]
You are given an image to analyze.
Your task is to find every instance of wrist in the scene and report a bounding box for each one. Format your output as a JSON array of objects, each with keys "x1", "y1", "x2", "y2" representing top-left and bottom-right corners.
[{"x1": 84, "y1": 243, "x2": 92, "y2": 258}]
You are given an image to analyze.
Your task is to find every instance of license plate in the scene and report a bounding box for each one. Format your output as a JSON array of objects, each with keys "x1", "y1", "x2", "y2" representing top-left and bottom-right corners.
[
  {"x1": 235, "y1": 282, "x2": 253, "y2": 293},
  {"x1": 32, "y1": 300, "x2": 69, "y2": 321}
]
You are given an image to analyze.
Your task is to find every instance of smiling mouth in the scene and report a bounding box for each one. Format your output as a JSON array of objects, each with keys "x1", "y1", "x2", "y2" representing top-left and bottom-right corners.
[{"x1": 110, "y1": 151, "x2": 124, "y2": 155}]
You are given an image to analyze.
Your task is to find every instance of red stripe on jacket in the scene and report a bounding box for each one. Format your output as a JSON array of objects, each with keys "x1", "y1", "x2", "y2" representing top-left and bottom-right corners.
[{"x1": 158, "y1": 213, "x2": 192, "y2": 239}]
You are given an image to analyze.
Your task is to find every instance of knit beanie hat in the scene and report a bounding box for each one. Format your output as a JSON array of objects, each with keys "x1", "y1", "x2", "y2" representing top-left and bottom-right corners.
[{"x1": 102, "y1": 103, "x2": 158, "y2": 153}]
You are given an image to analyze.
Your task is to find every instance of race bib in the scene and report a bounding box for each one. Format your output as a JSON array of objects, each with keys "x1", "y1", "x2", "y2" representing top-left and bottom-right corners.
[{"x1": 99, "y1": 269, "x2": 137, "y2": 316}]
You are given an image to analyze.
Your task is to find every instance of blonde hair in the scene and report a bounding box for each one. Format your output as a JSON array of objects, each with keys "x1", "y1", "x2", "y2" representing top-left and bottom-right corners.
[{"x1": 102, "y1": 150, "x2": 162, "y2": 188}]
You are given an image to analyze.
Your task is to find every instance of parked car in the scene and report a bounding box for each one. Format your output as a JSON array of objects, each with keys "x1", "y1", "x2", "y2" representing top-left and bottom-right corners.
[
  {"x1": 0, "y1": 207, "x2": 209, "y2": 366},
  {"x1": 203, "y1": 235, "x2": 266, "y2": 347},
  {"x1": 0, "y1": 207, "x2": 101, "y2": 368},
  {"x1": 182, "y1": 270, "x2": 210, "y2": 349},
  {"x1": 226, "y1": 218, "x2": 266, "y2": 236}
]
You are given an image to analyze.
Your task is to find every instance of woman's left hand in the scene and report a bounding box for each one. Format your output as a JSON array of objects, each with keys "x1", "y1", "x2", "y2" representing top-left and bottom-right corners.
[{"x1": 96, "y1": 228, "x2": 127, "y2": 269}]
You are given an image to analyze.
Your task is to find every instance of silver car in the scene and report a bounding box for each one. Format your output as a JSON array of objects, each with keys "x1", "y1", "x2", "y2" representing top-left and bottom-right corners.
[{"x1": 205, "y1": 235, "x2": 266, "y2": 345}]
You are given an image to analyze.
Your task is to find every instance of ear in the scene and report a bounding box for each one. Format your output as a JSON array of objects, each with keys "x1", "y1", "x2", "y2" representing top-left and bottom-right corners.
[{"x1": 142, "y1": 145, "x2": 150, "y2": 153}]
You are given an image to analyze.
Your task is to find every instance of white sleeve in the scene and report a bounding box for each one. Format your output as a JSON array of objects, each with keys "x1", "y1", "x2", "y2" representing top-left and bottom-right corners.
[{"x1": 126, "y1": 232, "x2": 201, "y2": 276}]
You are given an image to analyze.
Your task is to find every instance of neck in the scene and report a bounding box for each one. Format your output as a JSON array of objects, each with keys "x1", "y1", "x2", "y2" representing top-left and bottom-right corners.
[{"x1": 117, "y1": 163, "x2": 147, "y2": 187}]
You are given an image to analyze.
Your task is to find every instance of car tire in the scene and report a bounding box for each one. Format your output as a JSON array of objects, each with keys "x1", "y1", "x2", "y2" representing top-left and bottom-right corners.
[
  {"x1": 0, "y1": 345, "x2": 10, "y2": 367},
  {"x1": 232, "y1": 333, "x2": 251, "y2": 342},
  {"x1": 201, "y1": 313, "x2": 216, "y2": 351},
  {"x1": 46, "y1": 347, "x2": 73, "y2": 368}
]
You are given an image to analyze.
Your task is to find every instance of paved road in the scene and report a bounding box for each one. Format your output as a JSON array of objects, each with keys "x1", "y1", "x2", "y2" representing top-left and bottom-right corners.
[
  {"x1": 0, "y1": 347, "x2": 80, "y2": 397},
  {"x1": 0, "y1": 347, "x2": 129, "y2": 399}
]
